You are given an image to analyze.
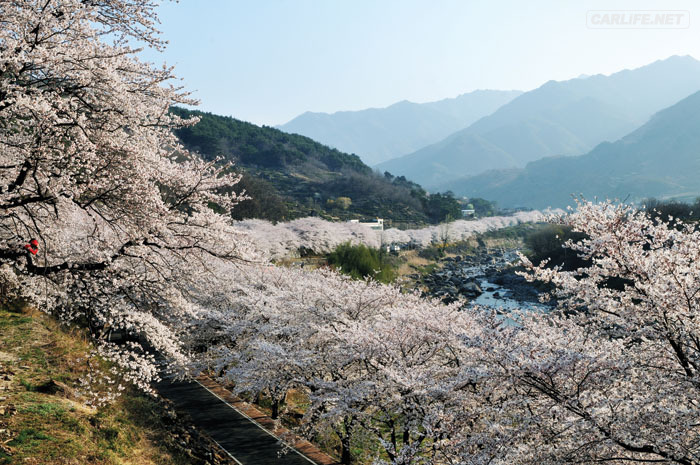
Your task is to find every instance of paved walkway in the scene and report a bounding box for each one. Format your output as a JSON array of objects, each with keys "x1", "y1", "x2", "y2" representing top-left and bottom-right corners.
[{"x1": 156, "y1": 375, "x2": 339, "y2": 465}]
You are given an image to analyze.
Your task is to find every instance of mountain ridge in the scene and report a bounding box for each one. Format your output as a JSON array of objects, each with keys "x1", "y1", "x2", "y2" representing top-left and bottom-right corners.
[
  {"x1": 445, "y1": 89, "x2": 700, "y2": 209},
  {"x1": 278, "y1": 89, "x2": 522, "y2": 166},
  {"x1": 377, "y1": 55, "x2": 700, "y2": 188},
  {"x1": 172, "y1": 108, "x2": 461, "y2": 225}
]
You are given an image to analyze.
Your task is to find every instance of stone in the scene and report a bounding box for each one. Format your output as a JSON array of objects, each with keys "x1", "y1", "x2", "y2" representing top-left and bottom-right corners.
[{"x1": 460, "y1": 282, "x2": 482, "y2": 296}]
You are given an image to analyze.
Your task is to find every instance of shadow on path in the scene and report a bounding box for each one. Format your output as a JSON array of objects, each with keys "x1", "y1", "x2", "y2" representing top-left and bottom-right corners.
[{"x1": 156, "y1": 376, "x2": 317, "y2": 465}]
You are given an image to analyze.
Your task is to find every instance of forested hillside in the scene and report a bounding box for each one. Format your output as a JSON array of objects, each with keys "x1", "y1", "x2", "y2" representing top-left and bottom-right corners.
[{"x1": 172, "y1": 108, "x2": 462, "y2": 225}]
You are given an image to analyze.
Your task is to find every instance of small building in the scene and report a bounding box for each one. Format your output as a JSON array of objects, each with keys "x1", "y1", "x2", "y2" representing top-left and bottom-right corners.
[
  {"x1": 349, "y1": 218, "x2": 384, "y2": 231},
  {"x1": 461, "y1": 209, "x2": 476, "y2": 218}
]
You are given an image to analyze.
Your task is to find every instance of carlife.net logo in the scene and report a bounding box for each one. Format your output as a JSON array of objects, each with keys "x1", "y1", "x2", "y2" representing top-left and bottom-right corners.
[{"x1": 587, "y1": 10, "x2": 690, "y2": 29}]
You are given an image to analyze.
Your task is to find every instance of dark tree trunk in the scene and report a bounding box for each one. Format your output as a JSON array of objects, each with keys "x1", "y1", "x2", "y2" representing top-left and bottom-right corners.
[
  {"x1": 271, "y1": 397, "x2": 280, "y2": 420},
  {"x1": 340, "y1": 417, "x2": 354, "y2": 465},
  {"x1": 340, "y1": 435, "x2": 352, "y2": 465}
]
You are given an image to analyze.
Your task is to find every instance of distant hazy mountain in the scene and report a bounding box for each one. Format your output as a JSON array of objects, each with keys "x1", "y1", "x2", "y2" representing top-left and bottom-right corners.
[
  {"x1": 377, "y1": 55, "x2": 700, "y2": 188},
  {"x1": 277, "y1": 90, "x2": 522, "y2": 166},
  {"x1": 445, "y1": 90, "x2": 700, "y2": 209}
]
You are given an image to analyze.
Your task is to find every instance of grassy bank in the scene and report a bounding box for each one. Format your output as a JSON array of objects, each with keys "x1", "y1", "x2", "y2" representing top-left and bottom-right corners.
[{"x1": 0, "y1": 306, "x2": 195, "y2": 465}]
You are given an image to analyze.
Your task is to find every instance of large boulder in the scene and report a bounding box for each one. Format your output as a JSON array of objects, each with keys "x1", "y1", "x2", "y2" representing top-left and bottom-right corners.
[{"x1": 460, "y1": 282, "x2": 482, "y2": 297}]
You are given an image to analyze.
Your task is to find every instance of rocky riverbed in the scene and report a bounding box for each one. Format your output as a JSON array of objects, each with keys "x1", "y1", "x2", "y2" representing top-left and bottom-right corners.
[{"x1": 418, "y1": 249, "x2": 552, "y2": 310}]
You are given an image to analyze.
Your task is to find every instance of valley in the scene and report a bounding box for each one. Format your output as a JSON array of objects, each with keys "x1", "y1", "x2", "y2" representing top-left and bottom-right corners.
[{"x1": 4, "y1": 2, "x2": 700, "y2": 464}]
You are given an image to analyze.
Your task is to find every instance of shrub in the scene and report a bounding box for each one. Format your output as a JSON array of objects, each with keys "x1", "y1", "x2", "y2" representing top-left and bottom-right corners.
[
  {"x1": 524, "y1": 224, "x2": 588, "y2": 270},
  {"x1": 327, "y1": 243, "x2": 396, "y2": 283}
]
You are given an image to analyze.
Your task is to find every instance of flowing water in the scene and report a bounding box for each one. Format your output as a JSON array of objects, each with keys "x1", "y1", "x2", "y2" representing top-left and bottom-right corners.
[
  {"x1": 459, "y1": 250, "x2": 551, "y2": 313},
  {"x1": 471, "y1": 277, "x2": 549, "y2": 313}
]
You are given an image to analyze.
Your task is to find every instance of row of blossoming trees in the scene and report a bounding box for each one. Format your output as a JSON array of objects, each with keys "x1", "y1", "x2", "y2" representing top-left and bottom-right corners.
[
  {"x1": 1, "y1": 2, "x2": 699, "y2": 464},
  {"x1": 195, "y1": 202, "x2": 700, "y2": 464},
  {"x1": 235, "y1": 210, "x2": 548, "y2": 260}
]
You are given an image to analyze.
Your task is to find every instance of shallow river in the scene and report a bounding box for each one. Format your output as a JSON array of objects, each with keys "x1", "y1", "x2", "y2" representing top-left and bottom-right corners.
[
  {"x1": 456, "y1": 251, "x2": 551, "y2": 313},
  {"x1": 471, "y1": 277, "x2": 549, "y2": 313}
]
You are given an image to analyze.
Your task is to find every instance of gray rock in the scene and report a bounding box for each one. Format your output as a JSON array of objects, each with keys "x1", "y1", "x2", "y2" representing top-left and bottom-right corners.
[{"x1": 460, "y1": 282, "x2": 482, "y2": 296}]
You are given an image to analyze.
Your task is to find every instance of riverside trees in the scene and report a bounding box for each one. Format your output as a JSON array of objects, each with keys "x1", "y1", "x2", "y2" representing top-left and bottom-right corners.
[
  {"x1": 446, "y1": 200, "x2": 700, "y2": 464},
  {"x1": 197, "y1": 202, "x2": 700, "y2": 465},
  {"x1": 197, "y1": 263, "x2": 489, "y2": 464},
  {"x1": 232, "y1": 210, "x2": 548, "y2": 260},
  {"x1": 498, "y1": 201, "x2": 700, "y2": 464}
]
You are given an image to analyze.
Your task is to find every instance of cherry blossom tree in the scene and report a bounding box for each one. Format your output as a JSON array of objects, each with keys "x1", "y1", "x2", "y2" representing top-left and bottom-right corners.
[
  {"x1": 190, "y1": 260, "x2": 493, "y2": 464},
  {"x1": 216, "y1": 202, "x2": 700, "y2": 465},
  {"x1": 455, "y1": 201, "x2": 700, "y2": 465},
  {"x1": 0, "y1": 0, "x2": 258, "y2": 392}
]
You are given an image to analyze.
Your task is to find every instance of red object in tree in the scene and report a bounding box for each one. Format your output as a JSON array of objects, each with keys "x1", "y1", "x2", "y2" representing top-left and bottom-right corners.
[{"x1": 24, "y1": 239, "x2": 38, "y2": 255}]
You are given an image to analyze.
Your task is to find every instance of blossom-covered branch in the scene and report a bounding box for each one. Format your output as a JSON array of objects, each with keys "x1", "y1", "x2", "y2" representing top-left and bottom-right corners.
[{"x1": 0, "y1": 0, "x2": 258, "y2": 392}]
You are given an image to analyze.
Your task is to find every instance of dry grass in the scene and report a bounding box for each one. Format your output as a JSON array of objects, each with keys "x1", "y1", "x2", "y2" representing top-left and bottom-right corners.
[
  {"x1": 0, "y1": 306, "x2": 191, "y2": 465},
  {"x1": 396, "y1": 250, "x2": 435, "y2": 278},
  {"x1": 274, "y1": 255, "x2": 329, "y2": 271}
]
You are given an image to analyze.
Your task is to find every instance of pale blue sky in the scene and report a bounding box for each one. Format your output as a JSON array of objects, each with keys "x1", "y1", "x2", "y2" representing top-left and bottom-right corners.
[{"x1": 140, "y1": 0, "x2": 700, "y2": 125}]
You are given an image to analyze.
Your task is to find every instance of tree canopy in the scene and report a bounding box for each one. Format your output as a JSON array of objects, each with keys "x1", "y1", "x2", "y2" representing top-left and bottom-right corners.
[{"x1": 0, "y1": 0, "x2": 257, "y2": 394}]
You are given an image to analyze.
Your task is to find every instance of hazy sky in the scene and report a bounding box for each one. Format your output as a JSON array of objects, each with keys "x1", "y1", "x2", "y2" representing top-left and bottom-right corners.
[{"x1": 140, "y1": 0, "x2": 700, "y2": 126}]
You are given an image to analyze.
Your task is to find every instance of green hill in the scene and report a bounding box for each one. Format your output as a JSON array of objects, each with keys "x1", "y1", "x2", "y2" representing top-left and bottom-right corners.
[{"x1": 172, "y1": 108, "x2": 460, "y2": 225}]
